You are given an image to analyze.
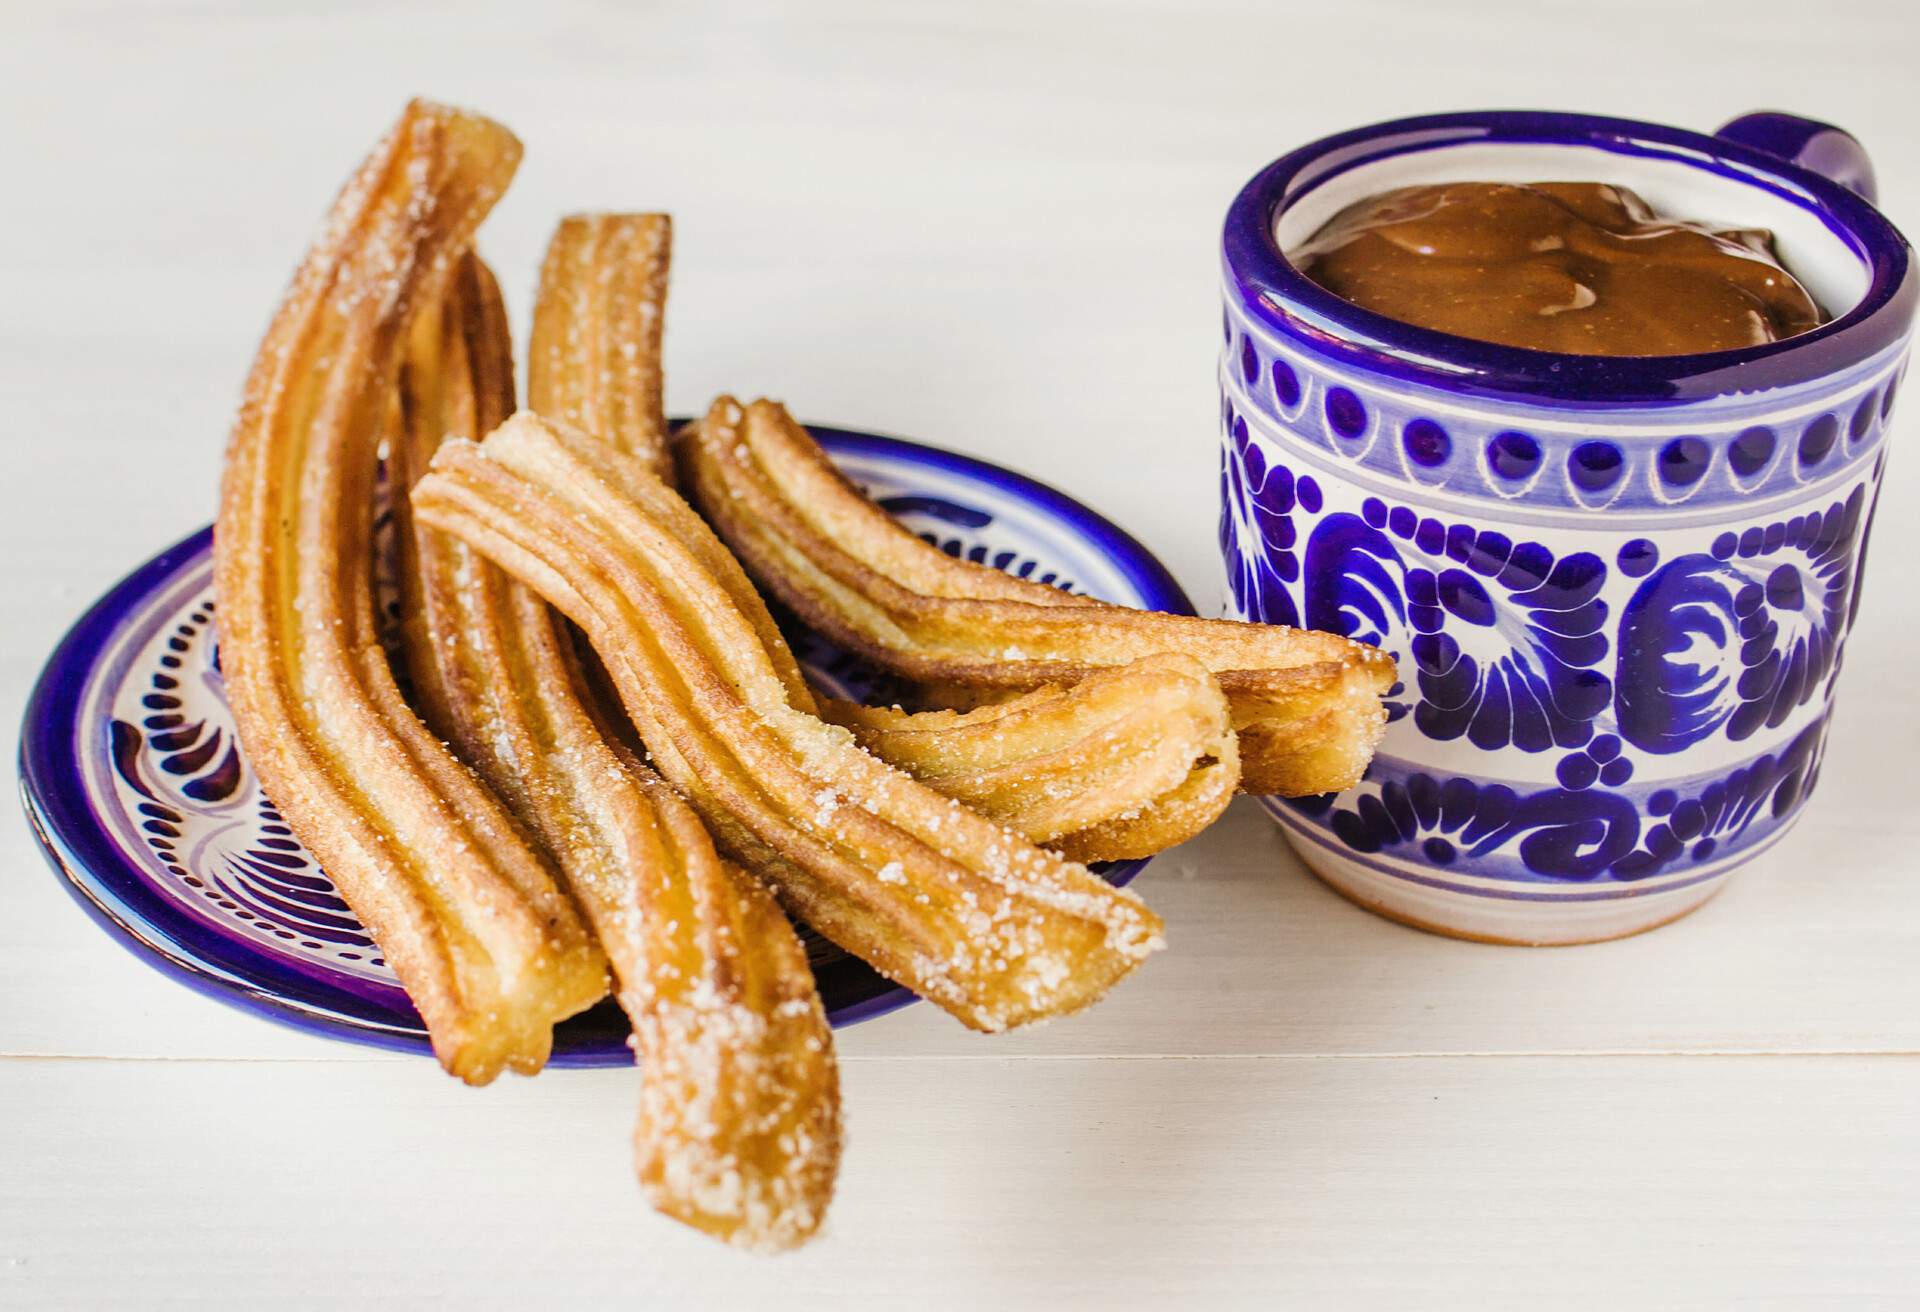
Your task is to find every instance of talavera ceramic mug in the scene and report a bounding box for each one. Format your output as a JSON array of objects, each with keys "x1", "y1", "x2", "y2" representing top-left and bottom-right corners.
[{"x1": 1218, "y1": 111, "x2": 1914, "y2": 945}]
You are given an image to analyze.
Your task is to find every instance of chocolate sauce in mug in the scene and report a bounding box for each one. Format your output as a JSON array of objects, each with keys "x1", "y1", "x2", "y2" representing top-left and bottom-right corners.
[{"x1": 1289, "y1": 182, "x2": 1826, "y2": 356}]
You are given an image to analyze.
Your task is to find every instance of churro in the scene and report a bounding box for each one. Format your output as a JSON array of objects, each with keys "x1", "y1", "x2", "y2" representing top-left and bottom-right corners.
[
  {"x1": 213, "y1": 101, "x2": 605, "y2": 1084},
  {"x1": 530, "y1": 214, "x2": 674, "y2": 478},
  {"x1": 412, "y1": 413, "x2": 1166, "y2": 1032},
  {"x1": 391, "y1": 247, "x2": 839, "y2": 1247},
  {"x1": 677, "y1": 397, "x2": 1395, "y2": 795},
  {"x1": 819, "y1": 654, "x2": 1238, "y2": 863},
  {"x1": 529, "y1": 219, "x2": 819, "y2": 717}
]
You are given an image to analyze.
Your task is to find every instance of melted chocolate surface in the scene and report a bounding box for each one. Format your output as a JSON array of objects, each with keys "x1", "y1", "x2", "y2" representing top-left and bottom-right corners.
[{"x1": 1290, "y1": 182, "x2": 1825, "y2": 356}]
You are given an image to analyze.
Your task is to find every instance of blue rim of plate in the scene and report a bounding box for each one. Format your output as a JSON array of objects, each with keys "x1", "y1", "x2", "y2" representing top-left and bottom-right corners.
[{"x1": 18, "y1": 425, "x2": 1194, "y2": 1065}]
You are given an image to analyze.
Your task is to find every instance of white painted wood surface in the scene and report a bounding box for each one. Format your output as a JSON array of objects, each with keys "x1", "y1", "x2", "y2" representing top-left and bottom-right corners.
[{"x1": 3, "y1": 1, "x2": 1917, "y2": 1305}]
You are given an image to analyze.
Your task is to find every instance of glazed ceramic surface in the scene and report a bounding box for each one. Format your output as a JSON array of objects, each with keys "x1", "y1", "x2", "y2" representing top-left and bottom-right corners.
[
  {"x1": 1219, "y1": 111, "x2": 1915, "y2": 944},
  {"x1": 20, "y1": 427, "x2": 1190, "y2": 1062}
]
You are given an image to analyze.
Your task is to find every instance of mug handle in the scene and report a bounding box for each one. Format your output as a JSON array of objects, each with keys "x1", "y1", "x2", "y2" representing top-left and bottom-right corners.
[{"x1": 1715, "y1": 111, "x2": 1877, "y2": 203}]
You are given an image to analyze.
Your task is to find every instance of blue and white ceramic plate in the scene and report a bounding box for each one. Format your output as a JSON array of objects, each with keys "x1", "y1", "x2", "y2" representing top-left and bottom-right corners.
[{"x1": 20, "y1": 426, "x2": 1192, "y2": 1065}]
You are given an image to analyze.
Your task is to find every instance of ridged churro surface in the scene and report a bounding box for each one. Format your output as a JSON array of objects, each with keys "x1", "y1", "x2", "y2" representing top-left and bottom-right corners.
[
  {"x1": 213, "y1": 101, "x2": 605, "y2": 1084},
  {"x1": 821, "y1": 654, "x2": 1238, "y2": 862},
  {"x1": 530, "y1": 214, "x2": 674, "y2": 478}
]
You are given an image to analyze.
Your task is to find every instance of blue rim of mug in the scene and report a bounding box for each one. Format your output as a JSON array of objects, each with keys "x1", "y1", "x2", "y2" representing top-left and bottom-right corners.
[
  {"x1": 1222, "y1": 110, "x2": 1917, "y2": 406},
  {"x1": 18, "y1": 425, "x2": 1192, "y2": 1065}
]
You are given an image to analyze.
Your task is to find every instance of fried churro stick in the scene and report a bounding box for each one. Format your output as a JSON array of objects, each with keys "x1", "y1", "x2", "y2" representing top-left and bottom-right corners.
[
  {"x1": 528, "y1": 217, "x2": 819, "y2": 717},
  {"x1": 530, "y1": 214, "x2": 674, "y2": 478},
  {"x1": 818, "y1": 654, "x2": 1238, "y2": 863},
  {"x1": 213, "y1": 101, "x2": 605, "y2": 1084},
  {"x1": 413, "y1": 414, "x2": 1166, "y2": 1032},
  {"x1": 677, "y1": 398, "x2": 1395, "y2": 795},
  {"x1": 389, "y1": 250, "x2": 839, "y2": 1250}
]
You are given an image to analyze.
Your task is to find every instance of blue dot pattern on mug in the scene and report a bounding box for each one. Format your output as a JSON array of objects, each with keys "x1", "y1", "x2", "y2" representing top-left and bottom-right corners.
[
  {"x1": 1325, "y1": 387, "x2": 1368, "y2": 439},
  {"x1": 1568, "y1": 440, "x2": 1624, "y2": 492},
  {"x1": 1658, "y1": 436, "x2": 1712, "y2": 487},
  {"x1": 1485, "y1": 430, "x2": 1541, "y2": 481},
  {"x1": 1402, "y1": 417, "x2": 1450, "y2": 467},
  {"x1": 1729, "y1": 426, "x2": 1777, "y2": 479},
  {"x1": 1223, "y1": 325, "x2": 1893, "y2": 511}
]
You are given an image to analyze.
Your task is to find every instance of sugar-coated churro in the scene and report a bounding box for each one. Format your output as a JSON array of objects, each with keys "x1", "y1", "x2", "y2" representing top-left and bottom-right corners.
[
  {"x1": 530, "y1": 213, "x2": 674, "y2": 478},
  {"x1": 213, "y1": 100, "x2": 605, "y2": 1085},
  {"x1": 390, "y1": 247, "x2": 839, "y2": 1247},
  {"x1": 412, "y1": 412, "x2": 1166, "y2": 1033},
  {"x1": 526, "y1": 217, "x2": 819, "y2": 715},
  {"x1": 819, "y1": 653, "x2": 1238, "y2": 863},
  {"x1": 676, "y1": 397, "x2": 1395, "y2": 795}
]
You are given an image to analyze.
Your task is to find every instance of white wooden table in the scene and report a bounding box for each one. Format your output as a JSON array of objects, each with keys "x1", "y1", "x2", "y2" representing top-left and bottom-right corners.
[{"x1": 5, "y1": 2, "x2": 1918, "y2": 1305}]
